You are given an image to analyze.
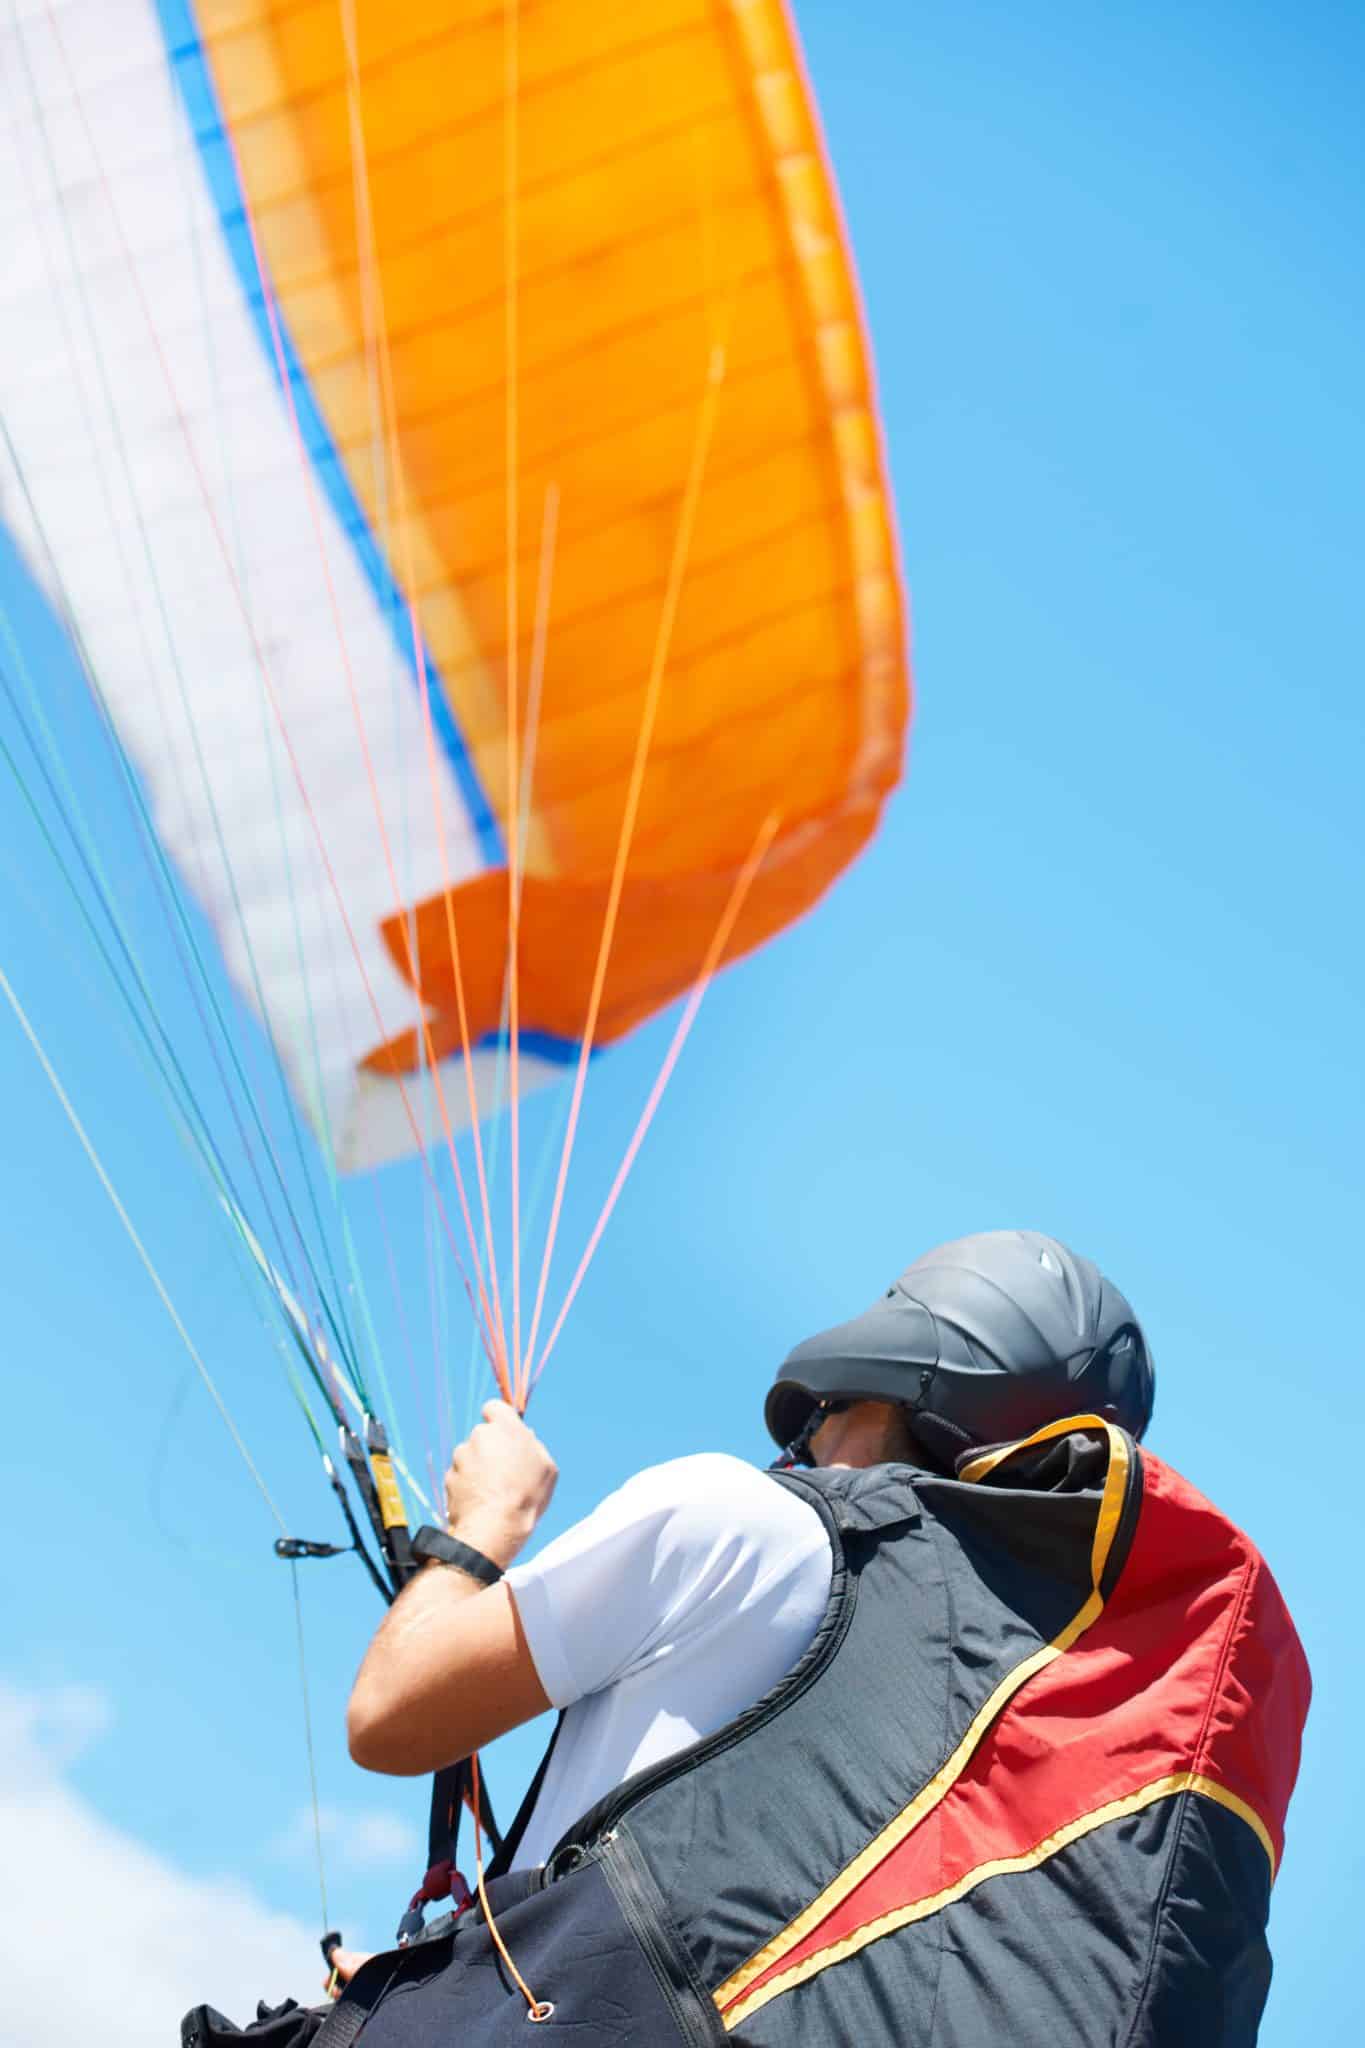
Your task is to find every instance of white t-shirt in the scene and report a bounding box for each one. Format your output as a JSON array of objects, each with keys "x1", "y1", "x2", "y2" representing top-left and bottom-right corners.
[{"x1": 502, "y1": 1453, "x2": 832, "y2": 1869}]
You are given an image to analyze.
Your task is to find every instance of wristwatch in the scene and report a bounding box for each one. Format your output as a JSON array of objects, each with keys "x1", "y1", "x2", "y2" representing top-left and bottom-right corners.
[{"x1": 410, "y1": 1524, "x2": 505, "y2": 1587}]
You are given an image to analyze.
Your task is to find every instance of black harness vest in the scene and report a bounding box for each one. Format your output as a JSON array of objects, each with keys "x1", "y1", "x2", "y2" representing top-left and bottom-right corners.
[{"x1": 191, "y1": 1421, "x2": 1307, "y2": 2048}]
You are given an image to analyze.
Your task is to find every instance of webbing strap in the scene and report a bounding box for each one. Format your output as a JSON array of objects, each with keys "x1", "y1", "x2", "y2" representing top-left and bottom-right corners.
[
  {"x1": 399, "y1": 1755, "x2": 506, "y2": 1942},
  {"x1": 487, "y1": 1711, "x2": 565, "y2": 1878},
  {"x1": 427, "y1": 1758, "x2": 471, "y2": 1868},
  {"x1": 423, "y1": 1754, "x2": 504, "y2": 1871},
  {"x1": 312, "y1": 1999, "x2": 366, "y2": 2048},
  {"x1": 312, "y1": 1956, "x2": 404, "y2": 2047}
]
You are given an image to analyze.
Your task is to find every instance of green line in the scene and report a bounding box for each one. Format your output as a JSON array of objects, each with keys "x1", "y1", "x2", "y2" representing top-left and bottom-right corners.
[
  {"x1": 0, "y1": 665, "x2": 278, "y2": 1262},
  {"x1": 288, "y1": 1561, "x2": 331, "y2": 1933},
  {"x1": 4, "y1": 44, "x2": 365, "y2": 1395},
  {"x1": 1, "y1": 420, "x2": 353, "y2": 1397},
  {"x1": 0, "y1": 729, "x2": 368, "y2": 1515},
  {"x1": 0, "y1": 954, "x2": 286, "y2": 1529}
]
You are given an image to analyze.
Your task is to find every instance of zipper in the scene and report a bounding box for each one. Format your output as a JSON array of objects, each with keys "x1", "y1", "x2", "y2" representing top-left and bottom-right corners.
[
  {"x1": 568, "y1": 1583, "x2": 854, "y2": 1844},
  {"x1": 598, "y1": 1825, "x2": 726, "y2": 2047},
  {"x1": 545, "y1": 1477, "x2": 855, "y2": 1862}
]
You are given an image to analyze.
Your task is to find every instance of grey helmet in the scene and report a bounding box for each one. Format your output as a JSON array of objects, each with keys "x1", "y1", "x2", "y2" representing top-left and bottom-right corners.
[{"x1": 766, "y1": 1230, "x2": 1155, "y2": 1466}]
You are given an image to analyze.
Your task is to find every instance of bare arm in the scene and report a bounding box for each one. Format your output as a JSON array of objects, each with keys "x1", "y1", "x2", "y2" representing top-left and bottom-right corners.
[{"x1": 346, "y1": 1402, "x2": 558, "y2": 1775}]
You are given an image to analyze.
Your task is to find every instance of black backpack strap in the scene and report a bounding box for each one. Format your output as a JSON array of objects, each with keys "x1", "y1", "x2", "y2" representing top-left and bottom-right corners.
[
  {"x1": 393, "y1": 1712, "x2": 561, "y2": 1944},
  {"x1": 318, "y1": 1873, "x2": 543, "y2": 2045},
  {"x1": 430, "y1": 1754, "x2": 503, "y2": 1863},
  {"x1": 429, "y1": 1758, "x2": 470, "y2": 1866},
  {"x1": 486, "y1": 1711, "x2": 565, "y2": 1879},
  {"x1": 311, "y1": 1955, "x2": 409, "y2": 2048},
  {"x1": 394, "y1": 1754, "x2": 508, "y2": 1942},
  {"x1": 310, "y1": 2000, "x2": 367, "y2": 2048}
]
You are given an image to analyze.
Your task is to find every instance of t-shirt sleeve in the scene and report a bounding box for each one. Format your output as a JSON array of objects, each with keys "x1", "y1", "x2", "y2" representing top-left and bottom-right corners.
[{"x1": 504, "y1": 1453, "x2": 828, "y2": 1709}]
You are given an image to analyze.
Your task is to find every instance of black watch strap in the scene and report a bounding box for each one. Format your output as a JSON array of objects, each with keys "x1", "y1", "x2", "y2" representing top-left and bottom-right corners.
[{"x1": 411, "y1": 1525, "x2": 505, "y2": 1586}]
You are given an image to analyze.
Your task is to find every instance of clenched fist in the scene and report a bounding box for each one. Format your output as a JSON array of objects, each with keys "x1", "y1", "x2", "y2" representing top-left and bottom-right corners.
[{"x1": 443, "y1": 1400, "x2": 558, "y2": 1568}]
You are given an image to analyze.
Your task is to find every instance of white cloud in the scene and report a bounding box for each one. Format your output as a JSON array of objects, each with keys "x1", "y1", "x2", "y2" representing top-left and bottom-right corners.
[
  {"x1": 0, "y1": 1682, "x2": 319, "y2": 2046},
  {"x1": 346, "y1": 1810, "x2": 420, "y2": 1867},
  {"x1": 271, "y1": 1802, "x2": 419, "y2": 1871}
]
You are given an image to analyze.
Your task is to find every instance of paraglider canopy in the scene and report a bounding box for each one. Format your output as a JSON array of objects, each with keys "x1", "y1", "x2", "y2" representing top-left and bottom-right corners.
[{"x1": 0, "y1": 0, "x2": 908, "y2": 1174}]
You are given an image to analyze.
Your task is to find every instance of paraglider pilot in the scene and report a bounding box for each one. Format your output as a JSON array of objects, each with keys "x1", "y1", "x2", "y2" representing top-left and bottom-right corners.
[{"x1": 187, "y1": 1231, "x2": 1310, "y2": 2047}]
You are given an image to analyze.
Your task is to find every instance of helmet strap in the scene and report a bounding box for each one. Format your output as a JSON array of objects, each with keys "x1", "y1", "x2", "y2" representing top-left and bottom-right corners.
[{"x1": 770, "y1": 1400, "x2": 848, "y2": 1470}]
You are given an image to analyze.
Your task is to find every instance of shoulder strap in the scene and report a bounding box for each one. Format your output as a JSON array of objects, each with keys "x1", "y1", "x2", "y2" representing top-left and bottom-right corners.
[
  {"x1": 394, "y1": 1756, "x2": 507, "y2": 1943},
  {"x1": 486, "y1": 1710, "x2": 566, "y2": 1879},
  {"x1": 425, "y1": 1751, "x2": 505, "y2": 1874},
  {"x1": 312, "y1": 1956, "x2": 408, "y2": 2048},
  {"x1": 426, "y1": 1759, "x2": 470, "y2": 1870}
]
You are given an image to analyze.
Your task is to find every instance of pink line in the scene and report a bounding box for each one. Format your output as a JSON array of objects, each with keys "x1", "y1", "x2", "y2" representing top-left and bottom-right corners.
[{"x1": 531, "y1": 813, "x2": 778, "y2": 1386}]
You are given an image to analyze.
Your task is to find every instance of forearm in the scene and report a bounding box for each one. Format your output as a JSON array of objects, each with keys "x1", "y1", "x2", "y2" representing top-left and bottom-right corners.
[
  {"x1": 347, "y1": 1559, "x2": 487, "y2": 1774},
  {"x1": 347, "y1": 1502, "x2": 549, "y2": 1774},
  {"x1": 348, "y1": 1403, "x2": 557, "y2": 1773}
]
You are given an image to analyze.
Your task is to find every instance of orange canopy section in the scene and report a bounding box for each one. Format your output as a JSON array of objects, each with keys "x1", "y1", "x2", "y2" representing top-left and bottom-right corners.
[{"x1": 200, "y1": 0, "x2": 908, "y2": 1066}]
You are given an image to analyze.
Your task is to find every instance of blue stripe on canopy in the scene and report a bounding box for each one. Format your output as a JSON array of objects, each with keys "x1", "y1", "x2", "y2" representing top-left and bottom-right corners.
[{"x1": 153, "y1": 0, "x2": 506, "y2": 869}]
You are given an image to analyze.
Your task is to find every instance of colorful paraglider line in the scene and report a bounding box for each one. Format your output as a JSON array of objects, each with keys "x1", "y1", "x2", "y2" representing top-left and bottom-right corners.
[
  {"x1": 227, "y1": 1191, "x2": 520, "y2": 1916},
  {"x1": 28, "y1": 0, "x2": 508, "y2": 1390},
  {"x1": 0, "y1": 610, "x2": 357, "y2": 1386},
  {"x1": 0, "y1": 619, "x2": 390, "y2": 1489},
  {"x1": 4, "y1": 567, "x2": 444, "y2": 1570},
  {"x1": 0, "y1": 138, "x2": 381, "y2": 1420},
  {"x1": 226, "y1": 1198, "x2": 434, "y2": 1604},
  {"x1": 153, "y1": 0, "x2": 506, "y2": 870}
]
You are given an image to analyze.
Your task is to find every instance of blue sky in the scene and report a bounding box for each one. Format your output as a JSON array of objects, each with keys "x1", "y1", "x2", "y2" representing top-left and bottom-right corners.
[{"x1": 1, "y1": 1, "x2": 1361, "y2": 2039}]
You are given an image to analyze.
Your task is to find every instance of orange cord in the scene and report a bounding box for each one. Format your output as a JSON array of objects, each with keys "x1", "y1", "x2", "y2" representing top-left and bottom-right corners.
[{"x1": 470, "y1": 1753, "x2": 550, "y2": 2020}]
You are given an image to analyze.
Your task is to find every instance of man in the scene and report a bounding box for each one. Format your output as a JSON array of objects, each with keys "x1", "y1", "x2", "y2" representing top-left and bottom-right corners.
[{"x1": 328, "y1": 1230, "x2": 1308, "y2": 2043}]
